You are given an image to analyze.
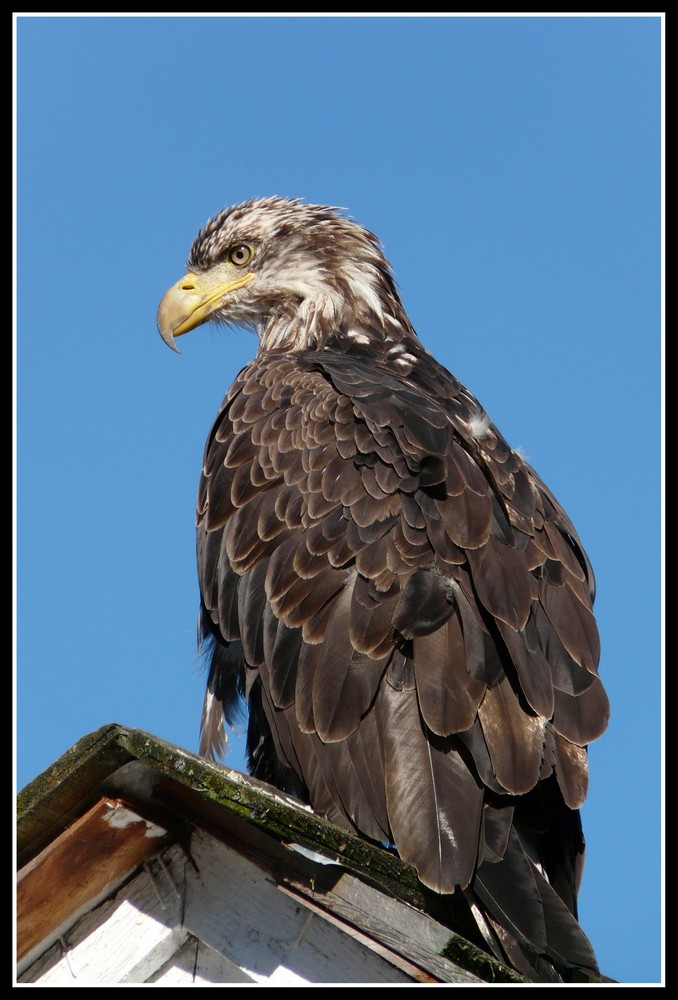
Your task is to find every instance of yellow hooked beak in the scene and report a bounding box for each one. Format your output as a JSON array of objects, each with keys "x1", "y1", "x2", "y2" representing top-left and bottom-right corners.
[{"x1": 157, "y1": 270, "x2": 256, "y2": 352}]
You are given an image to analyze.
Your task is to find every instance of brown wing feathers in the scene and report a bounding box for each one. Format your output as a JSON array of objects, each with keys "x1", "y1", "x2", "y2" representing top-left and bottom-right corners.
[{"x1": 197, "y1": 349, "x2": 608, "y2": 977}]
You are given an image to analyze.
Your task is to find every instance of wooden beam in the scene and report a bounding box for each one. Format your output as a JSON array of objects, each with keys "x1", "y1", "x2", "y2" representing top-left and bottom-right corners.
[{"x1": 17, "y1": 797, "x2": 173, "y2": 964}]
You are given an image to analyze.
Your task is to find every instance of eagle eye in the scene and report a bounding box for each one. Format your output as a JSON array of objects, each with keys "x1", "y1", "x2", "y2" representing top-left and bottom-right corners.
[{"x1": 228, "y1": 244, "x2": 253, "y2": 267}]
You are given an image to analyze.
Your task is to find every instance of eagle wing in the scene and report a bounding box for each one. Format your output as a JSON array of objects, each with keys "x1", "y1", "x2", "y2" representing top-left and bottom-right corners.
[{"x1": 196, "y1": 348, "x2": 609, "y2": 972}]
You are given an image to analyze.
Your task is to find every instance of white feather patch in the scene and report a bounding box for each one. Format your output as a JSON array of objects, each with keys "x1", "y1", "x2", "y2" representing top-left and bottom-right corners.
[
  {"x1": 346, "y1": 328, "x2": 371, "y2": 345},
  {"x1": 467, "y1": 410, "x2": 492, "y2": 439}
]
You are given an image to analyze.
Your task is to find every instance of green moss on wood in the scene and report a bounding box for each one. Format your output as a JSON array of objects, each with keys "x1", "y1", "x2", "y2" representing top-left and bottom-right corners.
[
  {"x1": 16, "y1": 724, "x2": 555, "y2": 984},
  {"x1": 117, "y1": 727, "x2": 429, "y2": 907},
  {"x1": 441, "y1": 936, "x2": 525, "y2": 984}
]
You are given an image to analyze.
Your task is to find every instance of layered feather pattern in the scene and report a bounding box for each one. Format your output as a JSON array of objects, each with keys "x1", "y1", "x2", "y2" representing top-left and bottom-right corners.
[
  {"x1": 159, "y1": 197, "x2": 609, "y2": 981},
  {"x1": 196, "y1": 350, "x2": 608, "y2": 978}
]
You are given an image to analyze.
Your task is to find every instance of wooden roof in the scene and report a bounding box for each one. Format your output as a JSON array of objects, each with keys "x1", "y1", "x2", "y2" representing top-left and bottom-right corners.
[{"x1": 17, "y1": 724, "x2": 532, "y2": 984}]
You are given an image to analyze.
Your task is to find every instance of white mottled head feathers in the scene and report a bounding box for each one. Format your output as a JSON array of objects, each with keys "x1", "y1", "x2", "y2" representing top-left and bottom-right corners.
[{"x1": 187, "y1": 197, "x2": 411, "y2": 352}]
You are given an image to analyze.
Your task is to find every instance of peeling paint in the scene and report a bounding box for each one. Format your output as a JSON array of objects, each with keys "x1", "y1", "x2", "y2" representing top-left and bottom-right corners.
[{"x1": 102, "y1": 804, "x2": 166, "y2": 839}]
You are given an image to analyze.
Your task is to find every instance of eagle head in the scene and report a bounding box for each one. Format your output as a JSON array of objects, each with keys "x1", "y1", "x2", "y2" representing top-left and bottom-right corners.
[{"x1": 157, "y1": 196, "x2": 408, "y2": 354}]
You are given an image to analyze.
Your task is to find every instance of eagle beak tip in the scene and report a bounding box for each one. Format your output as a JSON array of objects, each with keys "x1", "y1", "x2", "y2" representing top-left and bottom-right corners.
[
  {"x1": 158, "y1": 329, "x2": 182, "y2": 354},
  {"x1": 166, "y1": 335, "x2": 182, "y2": 354},
  {"x1": 157, "y1": 312, "x2": 182, "y2": 353}
]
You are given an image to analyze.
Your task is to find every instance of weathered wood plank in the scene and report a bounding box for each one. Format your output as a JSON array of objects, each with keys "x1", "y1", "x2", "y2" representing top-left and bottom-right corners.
[
  {"x1": 278, "y1": 874, "x2": 486, "y2": 984},
  {"x1": 275, "y1": 883, "x2": 441, "y2": 983},
  {"x1": 19, "y1": 851, "x2": 187, "y2": 983},
  {"x1": 20, "y1": 837, "x2": 415, "y2": 985},
  {"x1": 188, "y1": 811, "x2": 515, "y2": 983},
  {"x1": 17, "y1": 797, "x2": 173, "y2": 965},
  {"x1": 148, "y1": 937, "x2": 257, "y2": 984},
  {"x1": 180, "y1": 831, "x2": 414, "y2": 984},
  {"x1": 16, "y1": 726, "x2": 529, "y2": 984},
  {"x1": 17, "y1": 725, "x2": 138, "y2": 864}
]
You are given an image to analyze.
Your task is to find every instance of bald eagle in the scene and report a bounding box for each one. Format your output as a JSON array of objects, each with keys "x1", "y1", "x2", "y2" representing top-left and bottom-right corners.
[{"x1": 158, "y1": 197, "x2": 609, "y2": 982}]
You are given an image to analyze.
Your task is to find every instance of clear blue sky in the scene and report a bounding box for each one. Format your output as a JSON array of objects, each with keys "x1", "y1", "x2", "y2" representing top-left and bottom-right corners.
[{"x1": 16, "y1": 14, "x2": 662, "y2": 985}]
